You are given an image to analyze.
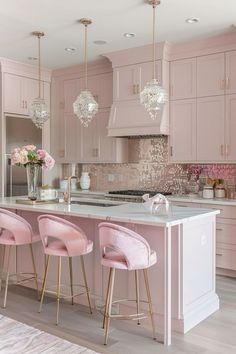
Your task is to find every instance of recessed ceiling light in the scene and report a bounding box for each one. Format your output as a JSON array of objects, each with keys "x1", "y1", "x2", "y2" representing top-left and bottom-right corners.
[
  {"x1": 65, "y1": 47, "x2": 77, "y2": 52},
  {"x1": 28, "y1": 56, "x2": 37, "y2": 61},
  {"x1": 93, "y1": 40, "x2": 107, "y2": 45},
  {"x1": 123, "y1": 32, "x2": 136, "y2": 38},
  {"x1": 185, "y1": 17, "x2": 199, "y2": 24}
]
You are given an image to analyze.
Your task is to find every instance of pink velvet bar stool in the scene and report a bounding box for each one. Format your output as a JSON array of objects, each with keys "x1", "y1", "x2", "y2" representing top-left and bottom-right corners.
[
  {"x1": 0, "y1": 208, "x2": 39, "y2": 308},
  {"x1": 38, "y1": 215, "x2": 93, "y2": 325},
  {"x1": 99, "y1": 222, "x2": 157, "y2": 345}
]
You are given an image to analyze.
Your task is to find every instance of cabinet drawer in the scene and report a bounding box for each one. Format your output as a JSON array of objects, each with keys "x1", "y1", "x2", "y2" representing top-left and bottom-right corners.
[
  {"x1": 201, "y1": 203, "x2": 236, "y2": 219},
  {"x1": 216, "y1": 247, "x2": 236, "y2": 270},
  {"x1": 216, "y1": 220, "x2": 236, "y2": 245}
]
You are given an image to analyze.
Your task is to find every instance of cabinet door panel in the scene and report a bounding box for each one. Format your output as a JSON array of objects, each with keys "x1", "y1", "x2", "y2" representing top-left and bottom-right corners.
[
  {"x1": 4, "y1": 74, "x2": 23, "y2": 114},
  {"x1": 139, "y1": 61, "x2": 162, "y2": 91},
  {"x1": 169, "y1": 99, "x2": 196, "y2": 162},
  {"x1": 170, "y1": 58, "x2": 196, "y2": 99},
  {"x1": 225, "y1": 51, "x2": 236, "y2": 94},
  {"x1": 86, "y1": 73, "x2": 112, "y2": 108},
  {"x1": 225, "y1": 94, "x2": 236, "y2": 161},
  {"x1": 65, "y1": 114, "x2": 82, "y2": 162},
  {"x1": 98, "y1": 111, "x2": 116, "y2": 162},
  {"x1": 197, "y1": 53, "x2": 225, "y2": 97},
  {"x1": 113, "y1": 65, "x2": 138, "y2": 101},
  {"x1": 196, "y1": 96, "x2": 225, "y2": 162},
  {"x1": 81, "y1": 117, "x2": 98, "y2": 162},
  {"x1": 64, "y1": 79, "x2": 80, "y2": 113},
  {"x1": 23, "y1": 77, "x2": 39, "y2": 114}
]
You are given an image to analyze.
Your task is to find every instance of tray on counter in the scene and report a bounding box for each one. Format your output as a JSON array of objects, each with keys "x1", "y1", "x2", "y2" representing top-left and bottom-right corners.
[{"x1": 16, "y1": 198, "x2": 59, "y2": 205}]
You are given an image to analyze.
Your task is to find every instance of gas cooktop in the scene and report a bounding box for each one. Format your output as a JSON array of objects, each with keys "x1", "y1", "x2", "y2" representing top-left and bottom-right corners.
[{"x1": 108, "y1": 190, "x2": 172, "y2": 197}]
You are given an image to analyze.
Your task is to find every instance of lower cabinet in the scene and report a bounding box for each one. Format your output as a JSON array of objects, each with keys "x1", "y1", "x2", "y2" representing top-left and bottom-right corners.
[{"x1": 171, "y1": 200, "x2": 236, "y2": 276}]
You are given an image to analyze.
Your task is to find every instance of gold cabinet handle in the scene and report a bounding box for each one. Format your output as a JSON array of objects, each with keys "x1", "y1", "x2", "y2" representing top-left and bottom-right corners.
[
  {"x1": 22, "y1": 100, "x2": 25, "y2": 109},
  {"x1": 216, "y1": 228, "x2": 223, "y2": 231},
  {"x1": 59, "y1": 150, "x2": 65, "y2": 158},
  {"x1": 170, "y1": 146, "x2": 173, "y2": 157},
  {"x1": 25, "y1": 100, "x2": 27, "y2": 109},
  {"x1": 136, "y1": 84, "x2": 140, "y2": 94},
  {"x1": 133, "y1": 84, "x2": 136, "y2": 95},
  {"x1": 226, "y1": 76, "x2": 230, "y2": 89},
  {"x1": 170, "y1": 85, "x2": 174, "y2": 97},
  {"x1": 216, "y1": 253, "x2": 223, "y2": 256},
  {"x1": 219, "y1": 79, "x2": 225, "y2": 90}
]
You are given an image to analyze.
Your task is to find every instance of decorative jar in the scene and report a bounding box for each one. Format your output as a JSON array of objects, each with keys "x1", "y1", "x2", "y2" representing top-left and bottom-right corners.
[{"x1": 80, "y1": 172, "x2": 90, "y2": 190}]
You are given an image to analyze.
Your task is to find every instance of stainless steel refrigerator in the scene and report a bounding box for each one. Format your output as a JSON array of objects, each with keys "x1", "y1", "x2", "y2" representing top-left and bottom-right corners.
[{"x1": 5, "y1": 116, "x2": 42, "y2": 197}]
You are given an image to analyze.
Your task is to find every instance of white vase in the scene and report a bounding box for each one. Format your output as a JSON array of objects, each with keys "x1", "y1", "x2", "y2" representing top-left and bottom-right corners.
[{"x1": 80, "y1": 172, "x2": 90, "y2": 190}]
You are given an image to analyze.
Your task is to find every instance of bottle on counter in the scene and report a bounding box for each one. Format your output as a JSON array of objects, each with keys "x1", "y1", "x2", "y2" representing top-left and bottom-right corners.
[
  {"x1": 214, "y1": 184, "x2": 226, "y2": 198},
  {"x1": 202, "y1": 185, "x2": 214, "y2": 199}
]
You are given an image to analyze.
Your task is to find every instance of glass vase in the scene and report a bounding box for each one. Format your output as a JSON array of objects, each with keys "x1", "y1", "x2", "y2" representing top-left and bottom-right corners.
[{"x1": 26, "y1": 164, "x2": 40, "y2": 200}]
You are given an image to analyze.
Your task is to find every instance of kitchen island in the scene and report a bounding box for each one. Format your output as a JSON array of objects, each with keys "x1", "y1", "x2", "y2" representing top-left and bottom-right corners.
[{"x1": 0, "y1": 197, "x2": 220, "y2": 346}]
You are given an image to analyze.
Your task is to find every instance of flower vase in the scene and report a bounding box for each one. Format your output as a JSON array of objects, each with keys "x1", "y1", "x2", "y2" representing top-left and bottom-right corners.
[{"x1": 26, "y1": 164, "x2": 40, "y2": 200}]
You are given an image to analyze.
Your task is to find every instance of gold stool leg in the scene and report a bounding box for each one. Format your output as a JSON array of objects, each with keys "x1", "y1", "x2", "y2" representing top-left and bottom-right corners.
[
  {"x1": 143, "y1": 269, "x2": 156, "y2": 340},
  {"x1": 104, "y1": 268, "x2": 115, "y2": 345},
  {"x1": 3, "y1": 246, "x2": 12, "y2": 308},
  {"x1": 135, "y1": 270, "x2": 141, "y2": 325},
  {"x1": 39, "y1": 255, "x2": 50, "y2": 313},
  {"x1": 102, "y1": 268, "x2": 112, "y2": 329},
  {"x1": 29, "y1": 244, "x2": 39, "y2": 299},
  {"x1": 80, "y1": 255, "x2": 92, "y2": 314},
  {"x1": 56, "y1": 256, "x2": 61, "y2": 325},
  {"x1": 0, "y1": 245, "x2": 6, "y2": 292},
  {"x1": 68, "y1": 257, "x2": 74, "y2": 305}
]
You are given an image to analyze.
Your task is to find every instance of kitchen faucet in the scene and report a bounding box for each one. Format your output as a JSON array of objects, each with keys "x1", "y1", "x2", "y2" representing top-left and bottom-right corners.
[{"x1": 64, "y1": 176, "x2": 77, "y2": 205}]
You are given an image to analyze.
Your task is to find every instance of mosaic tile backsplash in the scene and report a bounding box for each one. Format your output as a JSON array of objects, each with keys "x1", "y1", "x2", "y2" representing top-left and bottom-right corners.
[
  {"x1": 62, "y1": 137, "x2": 188, "y2": 193},
  {"x1": 61, "y1": 136, "x2": 236, "y2": 193}
]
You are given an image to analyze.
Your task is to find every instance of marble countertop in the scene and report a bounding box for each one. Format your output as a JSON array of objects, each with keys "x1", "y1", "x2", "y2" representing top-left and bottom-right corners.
[
  {"x1": 168, "y1": 195, "x2": 236, "y2": 206},
  {"x1": 0, "y1": 197, "x2": 219, "y2": 227}
]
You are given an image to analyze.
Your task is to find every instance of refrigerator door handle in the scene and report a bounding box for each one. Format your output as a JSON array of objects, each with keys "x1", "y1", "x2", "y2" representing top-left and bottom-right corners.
[{"x1": 5, "y1": 154, "x2": 12, "y2": 197}]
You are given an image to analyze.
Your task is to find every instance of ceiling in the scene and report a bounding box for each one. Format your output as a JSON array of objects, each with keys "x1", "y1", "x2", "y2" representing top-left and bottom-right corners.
[{"x1": 0, "y1": 0, "x2": 235, "y2": 70}]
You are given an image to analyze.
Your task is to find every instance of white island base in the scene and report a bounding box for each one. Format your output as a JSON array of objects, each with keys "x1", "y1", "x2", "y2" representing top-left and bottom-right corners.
[{"x1": 0, "y1": 199, "x2": 220, "y2": 345}]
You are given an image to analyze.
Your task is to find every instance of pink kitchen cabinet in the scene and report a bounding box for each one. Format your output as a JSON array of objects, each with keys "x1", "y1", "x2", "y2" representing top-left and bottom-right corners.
[
  {"x1": 197, "y1": 53, "x2": 225, "y2": 97},
  {"x1": 170, "y1": 58, "x2": 196, "y2": 100},
  {"x1": 113, "y1": 61, "x2": 162, "y2": 102},
  {"x1": 64, "y1": 79, "x2": 80, "y2": 113},
  {"x1": 225, "y1": 94, "x2": 236, "y2": 162},
  {"x1": 225, "y1": 50, "x2": 236, "y2": 95},
  {"x1": 81, "y1": 109, "x2": 128, "y2": 163},
  {"x1": 169, "y1": 99, "x2": 196, "y2": 162},
  {"x1": 196, "y1": 96, "x2": 225, "y2": 162},
  {"x1": 4, "y1": 72, "x2": 50, "y2": 116}
]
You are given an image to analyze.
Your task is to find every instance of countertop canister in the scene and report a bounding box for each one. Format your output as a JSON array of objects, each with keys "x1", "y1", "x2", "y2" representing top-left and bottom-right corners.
[{"x1": 80, "y1": 172, "x2": 90, "y2": 190}]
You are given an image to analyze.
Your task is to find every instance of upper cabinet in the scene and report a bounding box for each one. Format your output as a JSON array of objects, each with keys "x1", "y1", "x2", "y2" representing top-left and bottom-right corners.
[
  {"x1": 197, "y1": 53, "x2": 225, "y2": 97},
  {"x1": 169, "y1": 48, "x2": 236, "y2": 163},
  {"x1": 170, "y1": 58, "x2": 196, "y2": 100},
  {"x1": 225, "y1": 51, "x2": 236, "y2": 94},
  {"x1": 113, "y1": 61, "x2": 162, "y2": 102},
  {"x1": 3, "y1": 72, "x2": 50, "y2": 116},
  {"x1": 51, "y1": 63, "x2": 128, "y2": 164}
]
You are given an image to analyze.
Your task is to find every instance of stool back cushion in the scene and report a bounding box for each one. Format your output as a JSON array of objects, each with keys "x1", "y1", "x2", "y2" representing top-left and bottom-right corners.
[
  {"x1": 0, "y1": 208, "x2": 33, "y2": 244},
  {"x1": 38, "y1": 215, "x2": 89, "y2": 257},
  {"x1": 98, "y1": 222, "x2": 151, "y2": 270}
]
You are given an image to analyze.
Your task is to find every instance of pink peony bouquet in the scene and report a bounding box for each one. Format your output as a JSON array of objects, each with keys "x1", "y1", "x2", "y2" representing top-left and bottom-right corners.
[{"x1": 11, "y1": 145, "x2": 55, "y2": 171}]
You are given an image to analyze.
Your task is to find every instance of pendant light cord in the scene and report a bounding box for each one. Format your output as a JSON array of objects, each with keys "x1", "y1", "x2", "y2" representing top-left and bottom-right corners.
[
  {"x1": 152, "y1": 3, "x2": 156, "y2": 80},
  {"x1": 38, "y1": 34, "x2": 41, "y2": 98},
  {"x1": 84, "y1": 24, "x2": 88, "y2": 90}
]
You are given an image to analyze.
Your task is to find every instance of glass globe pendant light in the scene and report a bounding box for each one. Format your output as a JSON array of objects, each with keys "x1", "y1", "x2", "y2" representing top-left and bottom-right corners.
[
  {"x1": 73, "y1": 18, "x2": 98, "y2": 127},
  {"x1": 29, "y1": 31, "x2": 50, "y2": 129},
  {"x1": 140, "y1": 0, "x2": 168, "y2": 120}
]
